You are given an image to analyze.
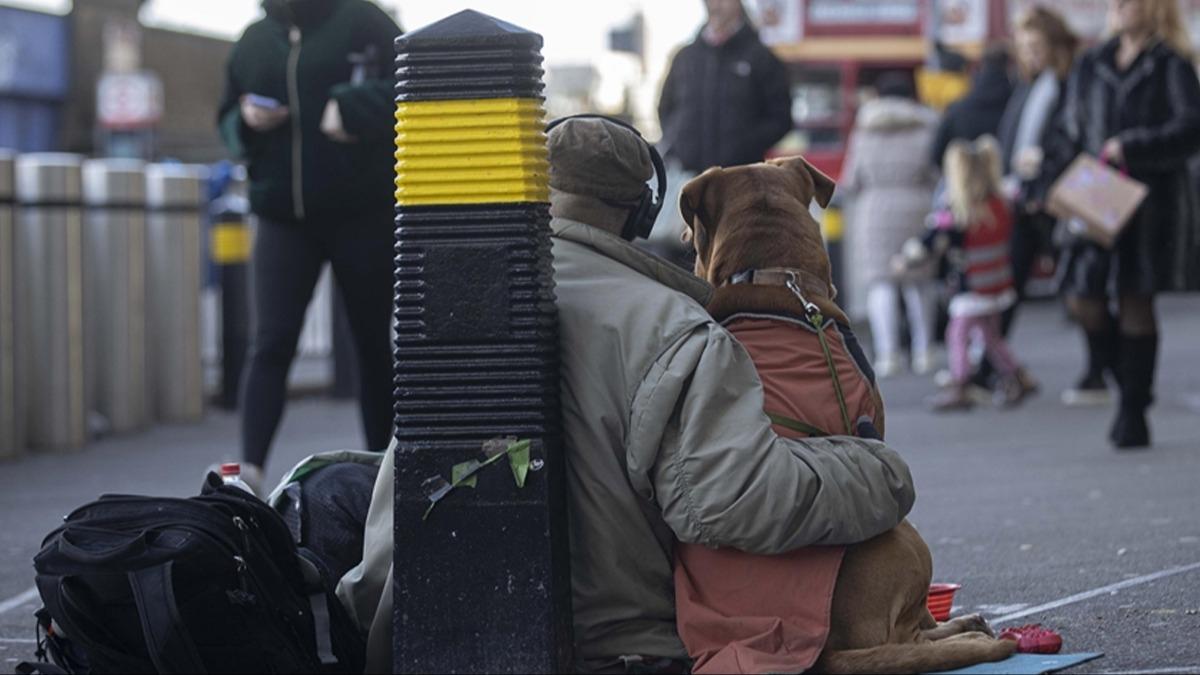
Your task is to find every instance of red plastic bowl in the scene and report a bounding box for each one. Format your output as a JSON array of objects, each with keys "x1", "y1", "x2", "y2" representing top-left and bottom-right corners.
[{"x1": 927, "y1": 583, "x2": 962, "y2": 621}]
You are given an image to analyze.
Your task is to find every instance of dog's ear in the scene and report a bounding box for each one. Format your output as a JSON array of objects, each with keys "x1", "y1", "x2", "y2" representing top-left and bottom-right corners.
[
  {"x1": 680, "y1": 167, "x2": 721, "y2": 253},
  {"x1": 772, "y1": 155, "x2": 836, "y2": 209}
]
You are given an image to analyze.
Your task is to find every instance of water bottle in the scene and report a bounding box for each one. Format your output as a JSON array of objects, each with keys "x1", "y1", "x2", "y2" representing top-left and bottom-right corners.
[{"x1": 219, "y1": 462, "x2": 255, "y2": 494}]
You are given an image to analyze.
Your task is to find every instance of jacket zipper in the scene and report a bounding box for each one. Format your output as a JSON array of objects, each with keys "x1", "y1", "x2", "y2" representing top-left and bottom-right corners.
[{"x1": 287, "y1": 26, "x2": 306, "y2": 221}]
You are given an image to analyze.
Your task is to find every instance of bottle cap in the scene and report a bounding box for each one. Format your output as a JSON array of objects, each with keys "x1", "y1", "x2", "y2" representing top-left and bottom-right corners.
[{"x1": 219, "y1": 462, "x2": 241, "y2": 477}]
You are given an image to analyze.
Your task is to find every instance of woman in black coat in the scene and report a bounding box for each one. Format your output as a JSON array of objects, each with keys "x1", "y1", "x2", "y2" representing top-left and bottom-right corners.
[
  {"x1": 1043, "y1": 0, "x2": 1200, "y2": 448},
  {"x1": 997, "y1": 7, "x2": 1078, "y2": 326}
]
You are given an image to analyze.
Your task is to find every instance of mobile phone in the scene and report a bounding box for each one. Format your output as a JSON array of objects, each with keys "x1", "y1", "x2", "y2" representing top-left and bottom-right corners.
[{"x1": 245, "y1": 94, "x2": 282, "y2": 110}]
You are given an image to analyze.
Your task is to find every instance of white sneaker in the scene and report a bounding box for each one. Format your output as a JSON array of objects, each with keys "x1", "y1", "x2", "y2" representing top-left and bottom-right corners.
[
  {"x1": 876, "y1": 354, "x2": 904, "y2": 378},
  {"x1": 1061, "y1": 373, "x2": 1112, "y2": 407},
  {"x1": 912, "y1": 350, "x2": 938, "y2": 376}
]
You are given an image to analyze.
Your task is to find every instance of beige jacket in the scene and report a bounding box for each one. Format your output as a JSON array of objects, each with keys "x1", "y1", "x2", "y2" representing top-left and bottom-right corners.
[{"x1": 338, "y1": 218, "x2": 916, "y2": 672}]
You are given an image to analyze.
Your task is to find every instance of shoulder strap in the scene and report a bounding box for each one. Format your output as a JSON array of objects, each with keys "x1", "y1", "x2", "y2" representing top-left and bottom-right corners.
[
  {"x1": 127, "y1": 563, "x2": 207, "y2": 674},
  {"x1": 766, "y1": 411, "x2": 829, "y2": 438},
  {"x1": 14, "y1": 662, "x2": 67, "y2": 675}
]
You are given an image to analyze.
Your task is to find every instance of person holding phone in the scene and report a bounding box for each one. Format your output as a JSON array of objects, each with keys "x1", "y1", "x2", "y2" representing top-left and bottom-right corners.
[
  {"x1": 1042, "y1": 0, "x2": 1200, "y2": 449},
  {"x1": 217, "y1": 0, "x2": 402, "y2": 491}
]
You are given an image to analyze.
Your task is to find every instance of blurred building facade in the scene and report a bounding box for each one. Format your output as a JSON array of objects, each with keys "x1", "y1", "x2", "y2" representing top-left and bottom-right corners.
[
  {"x1": 0, "y1": 0, "x2": 232, "y2": 161},
  {"x1": 0, "y1": 5, "x2": 70, "y2": 151}
]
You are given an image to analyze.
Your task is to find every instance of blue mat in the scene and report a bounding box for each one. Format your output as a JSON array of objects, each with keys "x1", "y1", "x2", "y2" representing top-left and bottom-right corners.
[{"x1": 928, "y1": 652, "x2": 1104, "y2": 675}]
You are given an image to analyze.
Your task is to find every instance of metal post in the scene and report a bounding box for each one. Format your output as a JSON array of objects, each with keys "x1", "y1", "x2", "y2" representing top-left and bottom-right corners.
[
  {"x1": 145, "y1": 163, "x2": 208, "y2": 423},
  {"x1": 209, "y1": 188, "x2": 251, "y2": 410},
  {"x1": 392, "y1": 10, "x2": 571, "y2": 673},
  {"x1": 0, "y1": 150, "x2": 18, "y2": 459},
  {"x1": 82, "y1": 159, "x2": 148, "y2": 434},
  {"x1": 14, "y1": 153, "x2": 86, "y2": 452}
]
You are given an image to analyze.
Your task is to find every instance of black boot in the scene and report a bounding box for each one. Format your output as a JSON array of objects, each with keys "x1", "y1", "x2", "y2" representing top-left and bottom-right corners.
[
  {"x1": 1063, "y1": 327, "x2": 1116, "y2": 406},
  {"x1": 1109, "y1": 334, "x2": 1158, "y2": 449}
]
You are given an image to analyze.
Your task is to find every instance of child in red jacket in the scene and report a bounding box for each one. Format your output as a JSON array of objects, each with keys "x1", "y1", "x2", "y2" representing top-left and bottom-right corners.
[{"x1": 897, "y1": 137, "x2": 1039, "y2": 410}]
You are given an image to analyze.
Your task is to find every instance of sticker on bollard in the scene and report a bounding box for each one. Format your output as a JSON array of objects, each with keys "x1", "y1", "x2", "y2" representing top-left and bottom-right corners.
[{"x1": 392, "y1": 10, "x2": 571, "y2": 674}]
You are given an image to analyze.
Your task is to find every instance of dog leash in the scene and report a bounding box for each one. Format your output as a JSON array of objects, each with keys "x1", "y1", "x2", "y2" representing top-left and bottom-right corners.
[{"x1": 782, "y1": 272, "x2": 854, "y2": 437}]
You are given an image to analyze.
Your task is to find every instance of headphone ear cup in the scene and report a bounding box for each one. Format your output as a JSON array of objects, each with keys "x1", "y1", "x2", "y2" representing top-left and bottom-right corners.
[
  {"x1": 639, "y1": 196, "x2": 663, "y2": 240},
  {"x1": 621, "y1": 187, "x2": 655, "y2": 241}
]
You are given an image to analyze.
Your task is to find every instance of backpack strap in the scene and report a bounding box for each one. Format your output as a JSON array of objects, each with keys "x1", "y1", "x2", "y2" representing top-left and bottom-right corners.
[
  {"x1": 128, "y1": 562, "x2": 207, "y2": 674},
  {"x1": 14, "y1": 663, "x2": 67, "y2": 675},
  {"x1": 296, "y1": 551, "x2": 338, "y2": 666}
]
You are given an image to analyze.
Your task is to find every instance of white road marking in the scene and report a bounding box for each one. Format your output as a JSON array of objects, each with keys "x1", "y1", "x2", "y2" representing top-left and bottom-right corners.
[
  {"x1": 0, "y1": 588, "x2": 38, "y2": 616},
  {"x1": 991, "y1": 560, "x2": 1200, "y2": 626},
  {"x1": 0, "y1": 638, "x2": 36, "y2": 644},
  {"x1": 977, "y1": 603, "x2": 1030, "y2": 615},
  {"x1": 1099, "y1": 662, "x2": 1200, "y2": 667}
]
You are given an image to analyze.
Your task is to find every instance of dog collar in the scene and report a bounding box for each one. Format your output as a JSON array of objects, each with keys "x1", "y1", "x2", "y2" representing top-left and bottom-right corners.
[{"x1": 725, "y1": 267, "x2": 833, "y2": 301}]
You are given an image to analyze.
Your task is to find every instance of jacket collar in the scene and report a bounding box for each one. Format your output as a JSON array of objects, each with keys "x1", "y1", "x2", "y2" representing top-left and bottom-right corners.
[
  {"x1": 551, "y1": 217, "x2": 713, "y2": 305},
  {"x1": 1094, "y1": 37, "x2": 1165, "y2": 92},
  {"x1": 856, "y1": 97, "x2": 936, "y2": 131}
]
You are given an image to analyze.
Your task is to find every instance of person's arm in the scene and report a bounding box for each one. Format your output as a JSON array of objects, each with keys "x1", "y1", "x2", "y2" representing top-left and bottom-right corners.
[
  {"x1": 328, "y1": 3, "x2": 403, "y2": 142},
  {"x1": 1039, "y1": 59, "x2": 1087, "y2": 188},
  {"x1": 625, "y1": 324, "x2": 915, "y2": 554},
  {"x1": 657, "y1": 52, "x2": 682, "y2": 152},
  {"x1": 746, "y1": 47, "x2": 794, "y2": 157},
  {"x1": 217, "y1": 44, "x2": 249, "y2": 158},
  {"x1": 930, "y1": 109, "x2": 954, "y2": 170},
  {"x1": 839, "y1": 129, "x2": 865, "y2": 197},
  {"x1": 1116, "y1": 54, "x2": 1200, "y2": 173}
]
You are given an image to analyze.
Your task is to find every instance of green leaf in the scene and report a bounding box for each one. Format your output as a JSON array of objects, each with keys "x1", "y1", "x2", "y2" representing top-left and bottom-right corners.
[
  {"x1": 507, "y1": 439, "x2": 532, "y2": 488},
  {"x1": 451, "y1": 460, "x2": 480, "y2": 489}
]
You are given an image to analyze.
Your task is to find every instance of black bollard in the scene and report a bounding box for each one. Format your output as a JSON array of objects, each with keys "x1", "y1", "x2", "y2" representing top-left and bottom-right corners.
[
  {"x1": 391, "y1": 10, "x2": 571, "y2": 674},
  {"x1": 209, "y1": 204, "x2": 250, "y2": 410}
]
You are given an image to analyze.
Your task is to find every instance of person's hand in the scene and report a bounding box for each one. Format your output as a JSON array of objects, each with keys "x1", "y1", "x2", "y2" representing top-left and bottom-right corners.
[
  {"x1": 1101, "y1": 137, "x2": 1125, "y2": 166},
  {"x1": 240, "y1": 96, "x2": 289, "y2": 132},
  {"x1": 320, "y1": 100, "x2": 357, "y2": 143},
  {"x1": 1015, "y1": 146, "x2": 1043, "y2": 180}
]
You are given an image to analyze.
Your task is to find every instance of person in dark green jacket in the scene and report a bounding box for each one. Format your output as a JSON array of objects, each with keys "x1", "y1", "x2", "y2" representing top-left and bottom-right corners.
[{"x1": 217, "y1": 0, "x2": 400, "y2": 488}]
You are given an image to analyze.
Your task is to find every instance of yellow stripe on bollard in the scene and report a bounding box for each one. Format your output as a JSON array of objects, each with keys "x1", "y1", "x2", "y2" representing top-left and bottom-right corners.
[
  {"x1": 395, "y1": 98, "x2": 549, "y2": 206},
  {"x1": 821, "y1": 207, "x2": 844, "y2": 243},
  {"x1": 210, "y1": 222, "x2": 251, "y2": 264}
]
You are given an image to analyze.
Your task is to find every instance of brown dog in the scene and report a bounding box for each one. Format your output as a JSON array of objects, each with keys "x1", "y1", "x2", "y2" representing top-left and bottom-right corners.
[{"x1": 677, "y1": 157, "x2": 1017, "y2": 674}]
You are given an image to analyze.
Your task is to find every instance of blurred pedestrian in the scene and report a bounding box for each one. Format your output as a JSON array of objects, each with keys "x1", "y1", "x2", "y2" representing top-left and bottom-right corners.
[
  {"x1": 658, "y1": 0, "x2": 793, "y2": 173},
  {"x1": 930, "y1": 47, "x2": 1015, "y2": 169},
  {"x1": 217, "y1": 0, "x2": 401, "y2": 490},
  {"x1": 897, "y1": 138, "x2": 1038, "y2": 411},
  {"x1": 1042, "y1": 0, "x2": 1200, "y2": 448},
  {"x1": 652, "y1": 0, "x2": 793, "y2": 266},
  {"x1": 971, "y1": 6, "x2": 1079, "y2": 388},
  {"x1": 841, "y1": 73, "x2": 940, "y2": 376}
]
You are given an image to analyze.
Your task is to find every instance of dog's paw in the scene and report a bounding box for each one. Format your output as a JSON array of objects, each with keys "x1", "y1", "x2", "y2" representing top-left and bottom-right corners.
[{"x1": 957, "y1": 614, "x2": 996, "y2": 638}]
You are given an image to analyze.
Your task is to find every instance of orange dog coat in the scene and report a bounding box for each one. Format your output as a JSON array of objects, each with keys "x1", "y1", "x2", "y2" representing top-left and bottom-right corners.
[{"x1": 675, "y1": 313, "x2": 880, "y2": 674}]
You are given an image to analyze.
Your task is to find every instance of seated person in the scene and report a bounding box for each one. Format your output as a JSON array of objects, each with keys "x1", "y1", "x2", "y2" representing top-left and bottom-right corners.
[{"x1": 337, "y1": 117, "x2": 916, "y2": 672}]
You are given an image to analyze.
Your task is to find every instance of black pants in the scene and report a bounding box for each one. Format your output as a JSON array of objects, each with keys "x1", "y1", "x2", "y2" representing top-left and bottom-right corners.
[
  {"x1": 240, "y1": 214, "x2": 394, "y2": 468},
  {"x1": 1001, "y1": 210, "x2": 1053, "y2": 335}
]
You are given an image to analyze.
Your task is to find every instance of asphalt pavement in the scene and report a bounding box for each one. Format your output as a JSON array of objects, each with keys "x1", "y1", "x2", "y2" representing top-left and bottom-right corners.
[{"x1": 1, "y1": 295, "x2": 1198, "y2": 673}]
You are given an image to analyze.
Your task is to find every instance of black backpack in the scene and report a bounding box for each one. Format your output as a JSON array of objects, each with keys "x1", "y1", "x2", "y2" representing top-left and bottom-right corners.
[{"x1": 28, "y1": 475, "x2": 363, "y2": 674}]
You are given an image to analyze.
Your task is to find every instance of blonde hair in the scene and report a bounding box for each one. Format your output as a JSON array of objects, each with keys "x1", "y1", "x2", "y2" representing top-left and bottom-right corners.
[
  {"x1": 1015, "y1": 6, "x2": 1080, "y2": 79},
  {"x1": 944, "y1": 136, "x2": 1003, "y2": 228},
  {"x1": 1110, "y1": 0, "x2": 1194, "y2": 58}
]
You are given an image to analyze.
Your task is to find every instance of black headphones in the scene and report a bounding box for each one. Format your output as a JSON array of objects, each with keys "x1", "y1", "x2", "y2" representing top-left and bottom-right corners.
[{"x1": 545, "y1": 114, "x2": 667, "y2": 241}]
